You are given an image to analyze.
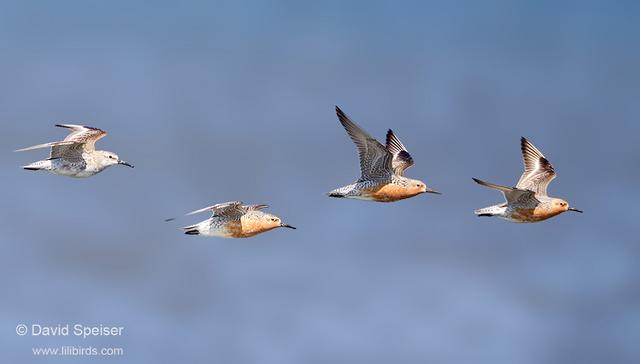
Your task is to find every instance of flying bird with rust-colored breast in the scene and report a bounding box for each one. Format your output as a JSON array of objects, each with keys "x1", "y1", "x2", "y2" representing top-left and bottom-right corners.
[
  {"x1": 166, "y1": 201, "x2": 296, "y2": 238},
  {"x1": 473, "y1": 137, "x2": 582, "y2": 222},
  {"x1": 328, "y1": 106, "x2": 439, "y2": 202},
  {"x1": 15, "y1": 124, "x2": 133, "y2": 177}
]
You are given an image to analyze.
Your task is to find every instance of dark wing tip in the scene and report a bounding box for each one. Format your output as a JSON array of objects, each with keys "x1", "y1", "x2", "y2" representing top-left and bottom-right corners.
[
  {"x1": 386, "y1": 129, "x2": 408, "y2": 155},
  {"x1": 55, "y1": 124, "x2": 102, "y2": 131},
  {"x1": 539, "y1": 156, "x2": 555, "y2": 171},
  {"x1": 81, "y1": 125, "x2": 103, "y2": 131},
  {"x1": 520, "y1": 137, "x2": 548, "y2": 166},
  {"x1": 334, "y1": 106, "x2": 358, "y2": 134},
  {"x1": 396, "y1": 150, "x2": 413, "y2": 164},
  {"x1": 335, "y1": 106, "x2": 350, "y2": 124},
  {"x1": 472, "y1": 177, "x2": 484, "y2": 185},
  {"x1": 385, "y1": 129, "x2": 394, "y2": 145}
]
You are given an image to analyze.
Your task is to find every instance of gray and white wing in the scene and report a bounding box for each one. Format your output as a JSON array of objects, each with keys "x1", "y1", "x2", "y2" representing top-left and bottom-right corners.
[
  {"x1": 15, "y1": 140, "x2": 77, "y2": 153},
  {"x1": 50, "y1": 143, "x2": 85, "y2": 163},
  {"x1": 244, "y1": 204, "x2": 269, "y2": 211},
  {"x1": 516, "y1": 137, "x2": 556, "y2": 196},
  {"x1": 16, "y1": 140, "x2": 85, "y2": 163},
  {"x1": 185, "y1": 201, "x2": 247, "y2": 219},
  {"x1": 15, "y1": 124, "x2": 106, "y2": 159},
  {"x1": 335, "y1": 106, "x2": 392, "y2": 181},
  {"x1": 472, "y1": 178, "x2": 540, "y2": 204},
  {"x1": 385, "y1": 129, "x2": 414, "y2": 176}
]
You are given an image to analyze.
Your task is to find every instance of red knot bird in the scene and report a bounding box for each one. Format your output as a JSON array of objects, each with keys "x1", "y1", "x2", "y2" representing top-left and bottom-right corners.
[
  {"x1": 473, "y1": 137, "x2": 582, "y2": 223},
  {"x1": 166, "y1": 201, "x2": 296, "y2": 238},
  {"x1": 328, "y1": 106, "x2": 439, "y2": 202},
  {"x1": 16, "y1": 124, "x2": 133, "y2": 177}
]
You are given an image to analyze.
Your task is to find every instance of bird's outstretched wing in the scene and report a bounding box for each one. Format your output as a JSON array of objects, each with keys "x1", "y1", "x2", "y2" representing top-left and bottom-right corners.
[
  {"x1": 56, "y1": 124, "x2": 107, "y2": 152},
  {"x1": 15, "y1": 140, "x2": 77, "y2": 153},
  {"x1": 473, "y1": 178, "x2": 540, "y2": 205},
  {"x1": 516, "y1": 137, "x2": 556, "y2": 196},
  {"x1": 385, "y1": 129, "x2": 414, "y2": 176},
  {"x1": 165, "y1": 202, "x2": 269, "y2": 222},
  {"x1": 183, "y1": 201, "x2": 247, "y2": 219},
  {"x1": 335, "y1": 106, "x2": 392, "y2": 181},
  {"x1": 15, "y1": 124, "x2": 107, "y2": 160}
]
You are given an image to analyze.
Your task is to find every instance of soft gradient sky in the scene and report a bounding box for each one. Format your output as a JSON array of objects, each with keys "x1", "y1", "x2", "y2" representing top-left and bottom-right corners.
[{"x1": 1, "y1": 1, "x2": 639, "y2": 363}]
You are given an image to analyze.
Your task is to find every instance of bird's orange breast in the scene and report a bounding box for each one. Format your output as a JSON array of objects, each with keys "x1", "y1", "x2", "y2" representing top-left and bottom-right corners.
[
  {"x1": 362, "y1": 183, "x2": 418, "y2": 203},
  {"x1": 223, "y1": 219, "x2": 276, "y2": 238},
  {"x1": 511, "y1": 206, "x2": 564, "y2": 222}
]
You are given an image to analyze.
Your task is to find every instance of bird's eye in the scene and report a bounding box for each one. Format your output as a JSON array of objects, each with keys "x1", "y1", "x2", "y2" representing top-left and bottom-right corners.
[{"x1": 109, "y1": 156, "x2": 113, "y2": 159}]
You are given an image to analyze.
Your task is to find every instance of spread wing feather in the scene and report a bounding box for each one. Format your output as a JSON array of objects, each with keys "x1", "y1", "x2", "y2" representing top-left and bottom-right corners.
[
  {"x1": 56, "y1": 124, "x2": 107, "y2": 152},
  {"x1": 473, "y1": 178, "x2": 540, "y2": 205},
  {"x1": 385, "y1": 129, "x2": 414, "y2": 176},
  {"x1": 335, "y1": 106, "x2": 392, "y2": 181},
  {"x1": 184, "y1": 201, "x2": 269, "y2": 219},
  {"x1": 15, "y1": 124, "x2": 107, "y2": 161},
  {"x1": 516, "y1": 137, "x2": 556, "y2": 196}
]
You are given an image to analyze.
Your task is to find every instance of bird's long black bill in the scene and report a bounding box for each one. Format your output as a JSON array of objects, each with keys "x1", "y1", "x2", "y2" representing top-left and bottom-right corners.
[
  {"x1": 281, "y1": 224, "x2": 296, "y2": 229},
  {"x1": 568, "y1": 208, "x2": 583, "y2": 213},
  {"x1": 426, "y1": 190, "x2": 442, "y2": 195},
  {"x1": 119, "y1": 161, "x2": 134, "y2": 168}
]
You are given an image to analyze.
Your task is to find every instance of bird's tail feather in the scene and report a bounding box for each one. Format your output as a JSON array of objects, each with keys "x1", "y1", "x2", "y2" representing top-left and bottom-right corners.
[
  {"x1": 22, "y1": 160, "x2": 51, "y2": 171},
  {"x1": 474, "y1": 205, "x2": 505, "y2": 217},
  {"x1": 328, "y1": 185, "x2": 353, "y2": 198},
  {"x1": 183, "y1": 225, "x2": 200, "y2": 235}
]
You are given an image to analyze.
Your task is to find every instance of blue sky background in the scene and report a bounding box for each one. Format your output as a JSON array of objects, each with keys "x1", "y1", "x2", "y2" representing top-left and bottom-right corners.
[{"x1": 1, "y1": 1, "x2": 639, "y2": 363}]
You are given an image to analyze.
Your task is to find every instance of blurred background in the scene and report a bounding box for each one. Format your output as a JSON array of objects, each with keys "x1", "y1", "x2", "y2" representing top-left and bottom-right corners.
[{"x1": 1, "y1": 0, "x2": 639, "y2": 363}]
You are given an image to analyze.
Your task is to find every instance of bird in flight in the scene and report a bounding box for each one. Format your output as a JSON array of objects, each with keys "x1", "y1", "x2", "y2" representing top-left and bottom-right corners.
[
  {"x1": 16, "y1": 124, "x2": 133, "y2": 177},
  {"x1": 473, "y1": 137, "x2": 582, "y2": 222},
  {"x1": 166, "y1": 201, "x2": 296, "y2": 238},
  {"x1": 328, "y1": 106, "x2": 439, "y2": 202}
]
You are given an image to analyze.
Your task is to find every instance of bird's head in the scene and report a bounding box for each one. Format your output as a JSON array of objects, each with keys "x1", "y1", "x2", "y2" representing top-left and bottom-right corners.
[
  {"x1": 552, "y1": 198, "x2": 583, "y2": 214},
  {"x1": 261, "y1": 213, "x2": 296, "y2": 231},
  {"x1": 407, "y1": 178, "x2": 440, "y2": 196},
  {"x1": 98, "y1": 151, "x2": 133, "y2": 168}
]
